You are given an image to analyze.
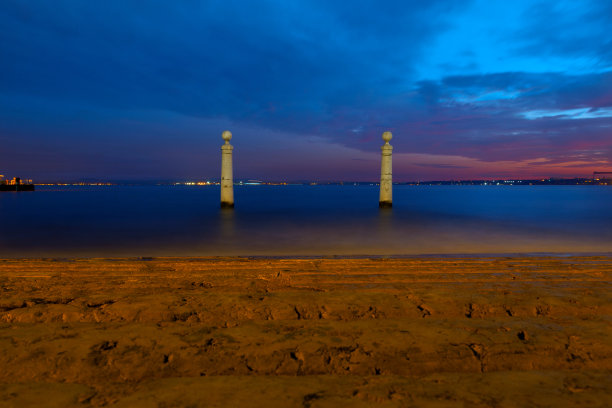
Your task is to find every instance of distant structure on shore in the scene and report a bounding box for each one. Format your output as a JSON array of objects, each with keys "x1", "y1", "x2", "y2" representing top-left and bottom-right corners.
[
  {"x1": 0, "y1": 175, "x2": 35, "y2": 191},
  {"x1": 593, "y1": 171, "x2": 612, "y2": 184},
  {"x1": 379, "y1": 131, "x2": 393, "y2": 208},
  {"x1": 220, "y1": 130, "x2": 234, "y2": 208}
]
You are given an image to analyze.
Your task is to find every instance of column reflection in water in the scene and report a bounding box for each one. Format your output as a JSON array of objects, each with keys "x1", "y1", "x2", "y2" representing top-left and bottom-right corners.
[
  {"x1": 219, "y1": 208, "x2": 236, "y2": 246},
  {"x1": 377, "y1": 207, "x2": 396, "y2": 253}
]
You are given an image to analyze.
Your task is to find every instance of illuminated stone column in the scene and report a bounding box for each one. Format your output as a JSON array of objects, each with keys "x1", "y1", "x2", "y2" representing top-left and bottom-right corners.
[
  {"x1": 379, "y1": 131, "x2": 393, "y2": 208},
  {"x1": 220, "y1": 130, "x2": 234, "y2": 208}
]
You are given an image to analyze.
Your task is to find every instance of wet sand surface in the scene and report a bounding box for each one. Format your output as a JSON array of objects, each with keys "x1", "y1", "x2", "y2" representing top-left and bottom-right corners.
[{"x1": 0, "y1": 256, "x2": 611, "y2": 407}]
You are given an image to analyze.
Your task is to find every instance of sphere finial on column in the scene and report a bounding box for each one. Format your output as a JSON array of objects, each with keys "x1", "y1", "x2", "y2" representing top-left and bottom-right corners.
[
  {"x1": 382, "y1": 131, "x2": 392, "y2": 143},
  {"x1": 222, "y1": 130, "x2": 232, "y2": 143}
]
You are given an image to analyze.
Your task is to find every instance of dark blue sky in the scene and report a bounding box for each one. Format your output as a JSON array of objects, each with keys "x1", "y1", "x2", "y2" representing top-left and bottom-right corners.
[{"x1": 1, "y1": 0, "x2": 611, "y2": 181}]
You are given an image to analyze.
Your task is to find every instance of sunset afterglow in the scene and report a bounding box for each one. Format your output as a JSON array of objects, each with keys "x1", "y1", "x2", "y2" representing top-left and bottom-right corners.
[{"x1": 1, "y1": 0, "x2": 610, "y2": 181}]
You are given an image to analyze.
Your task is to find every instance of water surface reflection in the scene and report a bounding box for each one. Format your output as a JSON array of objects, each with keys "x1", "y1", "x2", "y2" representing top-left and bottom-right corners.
[{"x1": 1, "y1": 185, "x2": 610, "y2": 257}]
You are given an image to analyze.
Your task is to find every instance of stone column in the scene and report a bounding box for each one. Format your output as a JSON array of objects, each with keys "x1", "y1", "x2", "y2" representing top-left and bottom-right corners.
[
  {"x1": 379, "y1": 131, "x2": 393, "y2": 208},
  {"x1": 220, "y1": 130, "x2": 234, "y2": 208}
]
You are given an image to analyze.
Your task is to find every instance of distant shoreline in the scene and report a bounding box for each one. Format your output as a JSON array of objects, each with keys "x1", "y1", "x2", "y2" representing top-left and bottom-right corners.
[{"x1": 32, "y1": 177, "x2": 611, "y2": 186}]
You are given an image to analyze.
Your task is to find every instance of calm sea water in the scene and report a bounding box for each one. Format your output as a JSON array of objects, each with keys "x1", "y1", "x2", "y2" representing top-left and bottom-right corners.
[{"x1": 1, "y1": 185, "x2": 610, "y2": 257}]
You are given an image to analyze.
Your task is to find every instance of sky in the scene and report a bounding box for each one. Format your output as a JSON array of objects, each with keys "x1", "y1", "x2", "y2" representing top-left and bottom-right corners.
[{"x1": 1, "y1": 0, "x2": 611, "y2": 182}]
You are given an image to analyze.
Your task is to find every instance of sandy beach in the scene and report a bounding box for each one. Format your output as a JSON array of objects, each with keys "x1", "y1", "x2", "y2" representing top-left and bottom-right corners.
[{"x1": 0, "y1": 256, "x2": 611, "y2": 407}]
